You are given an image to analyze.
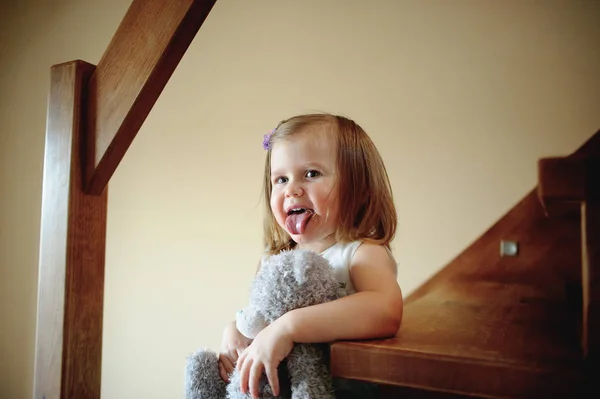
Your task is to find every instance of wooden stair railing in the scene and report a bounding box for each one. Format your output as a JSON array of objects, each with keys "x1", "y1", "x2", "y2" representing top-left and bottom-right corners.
[
  {"x1": 33, "y1": 1, "x2": 217, "y2": 398},
  {"x1": 330, "y1": 131, "x2": 600, "y2": 398},
  {"x1": 84, "y1": 0, "x2": 216, "y2": 195}
]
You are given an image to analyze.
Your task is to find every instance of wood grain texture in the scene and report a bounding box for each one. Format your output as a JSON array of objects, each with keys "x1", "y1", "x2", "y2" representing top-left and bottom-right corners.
[
  {"x1": 330, "y1": 130, "x2": 600, "y2": 398},
  {"x1": 84, "y1": 0, "x2": 216, "y2": 195},
  {"x1": 33, "y1": 61, "x2": 107, "y2": 399}
]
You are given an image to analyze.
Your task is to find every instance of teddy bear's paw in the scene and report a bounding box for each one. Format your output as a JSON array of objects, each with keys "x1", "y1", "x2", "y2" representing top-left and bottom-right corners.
[
  {"x1": 226, "y1": 369, "x2": 283, "y2": 399},
  {"x1": 184, "y1": 349, "x2": 227, "y2": 399},
  {"x1": 225, "y1": 369, "x2": 252, "y2": 399},
  {"x1": 287, "y1": 344, "x2": 335, "y2": 399}
]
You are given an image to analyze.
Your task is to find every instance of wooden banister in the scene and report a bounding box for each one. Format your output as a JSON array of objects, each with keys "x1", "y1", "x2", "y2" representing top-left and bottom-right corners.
[
  {"x1": 85, "y1": 0, "x2": 216, "y2": 195},
  {"x1": 33, "y1": 1, "x2": 217, "y2": 398},
  {"x1": 330, "y1": 130, "x2": 600, "y2": 398}
]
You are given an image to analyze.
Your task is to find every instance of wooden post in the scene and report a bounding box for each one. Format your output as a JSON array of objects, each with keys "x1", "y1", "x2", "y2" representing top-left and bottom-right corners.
[{"x1": 33, "y1": 61, "x2": 107, "y2": 399}]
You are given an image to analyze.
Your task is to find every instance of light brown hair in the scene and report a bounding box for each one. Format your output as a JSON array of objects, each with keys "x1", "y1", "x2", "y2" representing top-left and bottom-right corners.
[{"x1": 262, "y1": 113, "x2": 397, "y2": 255}]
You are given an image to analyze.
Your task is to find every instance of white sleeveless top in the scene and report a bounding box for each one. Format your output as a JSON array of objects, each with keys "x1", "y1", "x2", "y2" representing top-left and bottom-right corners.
[
  {"x1": 320, "y1": 241, "x2": 363, "y2": 297},
  {"x1": 261, "y1": 241, "x2": 396, "y2": 297}
]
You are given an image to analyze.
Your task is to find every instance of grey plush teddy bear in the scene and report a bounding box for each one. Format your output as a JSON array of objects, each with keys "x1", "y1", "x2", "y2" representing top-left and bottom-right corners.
[{"x1": 184, "y1": 249, "x2": 341, "y2": 398}]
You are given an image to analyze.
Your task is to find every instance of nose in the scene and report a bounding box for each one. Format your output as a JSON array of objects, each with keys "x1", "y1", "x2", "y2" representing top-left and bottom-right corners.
[{"x1": 285, "y1": 180, "x2": 304, "y2": 198}]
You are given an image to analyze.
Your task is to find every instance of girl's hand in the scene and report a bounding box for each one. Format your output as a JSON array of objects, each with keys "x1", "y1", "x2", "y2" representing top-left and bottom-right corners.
[
  {"x1": 219, "y1": 320, "x2": 253, "y2": 382},
  {"x1": 236, "y1": 318, "x2": 294, "y2": 398}
]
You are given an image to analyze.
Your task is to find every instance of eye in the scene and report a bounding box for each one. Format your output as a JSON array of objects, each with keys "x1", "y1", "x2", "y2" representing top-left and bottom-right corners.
[
  {"x1": 306, "y1": 170, "x2": 321, "y2": 179},
  {"x1": 274, "y1": 176, "x2": 288, "y2": 184}
]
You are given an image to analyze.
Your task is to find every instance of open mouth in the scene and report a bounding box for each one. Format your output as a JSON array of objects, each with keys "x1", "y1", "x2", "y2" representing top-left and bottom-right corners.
[
  {"x1": 287, "y1": 208, "x2": 313, "y2": 215},
  {"x1": 285, "y1": 208, "x2": 315, "y2": 235}
]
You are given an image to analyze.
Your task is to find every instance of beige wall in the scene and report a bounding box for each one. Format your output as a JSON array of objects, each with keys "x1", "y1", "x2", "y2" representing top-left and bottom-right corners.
[{"x1": 1, "y1": 0, "x2": 599, "y2": 398}]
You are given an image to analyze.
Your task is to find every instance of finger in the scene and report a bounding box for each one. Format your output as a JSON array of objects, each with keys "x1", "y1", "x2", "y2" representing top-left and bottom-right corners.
[
  {"x1": 239, "y1": 357, "x2": 252, "y2": 394},
  {"x1": 225, "y1": 348, "x2": 239, "y2": 363},
  {"x1": 218, "y1": 361, "x2": 229, "y2": 382},
  {"x1": 236, "y1": 351, "x2": 247, "y2": 371},
  {"x1": 249, "y1": 361, "x2": 264, "y2": 398},
  {"x1": 221, "y1": 355, "x2": 235, "y2": 375},
  {"x1": 265, "y1": 364, "x2": 279, "y2": 396}
]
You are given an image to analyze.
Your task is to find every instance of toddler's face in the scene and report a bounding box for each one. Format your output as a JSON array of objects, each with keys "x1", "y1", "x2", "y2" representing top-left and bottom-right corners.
[{"x1": 269, "y1": 128, "x2": 340, "y2": 253}]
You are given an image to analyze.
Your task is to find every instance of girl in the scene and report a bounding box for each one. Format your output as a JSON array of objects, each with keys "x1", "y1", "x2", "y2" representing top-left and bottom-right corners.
[{"x1": 219, "y1": 113, "x2": 403, "y2": 398}]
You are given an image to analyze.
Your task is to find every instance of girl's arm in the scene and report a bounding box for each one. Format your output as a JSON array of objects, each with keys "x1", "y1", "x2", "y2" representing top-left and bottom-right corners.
[
  {"x1": 280, "y1": 242, "x2": 403, "y2": 343},
  {"x1": 236, "y1": 244, "x2": 403, "y2": 397}
]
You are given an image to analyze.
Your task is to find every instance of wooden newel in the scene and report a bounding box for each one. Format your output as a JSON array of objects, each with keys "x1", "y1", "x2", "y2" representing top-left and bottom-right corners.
[{"x1": 33, "y1": 61, "x2": 107, "y2": 399}]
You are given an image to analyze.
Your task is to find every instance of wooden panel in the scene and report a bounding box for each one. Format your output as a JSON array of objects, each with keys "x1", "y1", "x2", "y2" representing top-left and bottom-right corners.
[
  {"x1": 85, "y1": 0, "x2": 217, "y2": 195},
  {"x1": 33, "y1": 61, "x2": 108, "y2": 399}
]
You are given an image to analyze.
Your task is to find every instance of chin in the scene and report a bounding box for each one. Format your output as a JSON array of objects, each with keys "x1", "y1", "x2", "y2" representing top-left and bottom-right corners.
[
  {"x1": 288, "y1": 234, "x2": 319, "y2": 247},
  {"x1": 289, "y1": 234, "x2": 311, "y2": 244},
  {"x1": 292, "y1": 236, "x2": 313, "y2": 245},
  {"x1": 289, "y1": 232, "x2": 331, "y2": 247}
]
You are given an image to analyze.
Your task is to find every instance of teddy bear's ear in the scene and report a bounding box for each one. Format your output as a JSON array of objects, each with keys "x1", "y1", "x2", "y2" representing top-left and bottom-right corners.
[{"x1": 236, "y1": 307, "x2": 268, "y2": 339}]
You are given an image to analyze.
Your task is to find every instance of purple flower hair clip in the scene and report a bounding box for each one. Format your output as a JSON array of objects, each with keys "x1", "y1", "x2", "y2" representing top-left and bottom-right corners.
[{"x1": 263, "y1": 128, "x2": 275, "y2": 150}]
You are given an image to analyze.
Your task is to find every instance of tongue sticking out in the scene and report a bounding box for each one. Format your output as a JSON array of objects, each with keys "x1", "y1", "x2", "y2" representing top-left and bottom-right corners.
[{"x1": 285, "y1": 210, "x2": 314, "y2": 235}]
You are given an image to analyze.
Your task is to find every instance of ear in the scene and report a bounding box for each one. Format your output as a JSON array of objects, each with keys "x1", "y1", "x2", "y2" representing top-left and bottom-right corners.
[{"x1": 235, "y1": 307, "x2": 268, "y2": 339}]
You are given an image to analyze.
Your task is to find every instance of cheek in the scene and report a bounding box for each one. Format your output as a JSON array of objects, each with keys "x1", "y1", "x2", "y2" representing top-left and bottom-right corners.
[
  {"x1": 322, "y1": 186, "x2": 339, "y2": 207},
  {"x1": 328, "y1": 198, "x2": 340, "y2": 217},
  {"x1": 326, "y1": 194, "x2": 341, "y2": 220},
  {"x1": 270, "y1": 192, "x2": 283, "y2": 213}
]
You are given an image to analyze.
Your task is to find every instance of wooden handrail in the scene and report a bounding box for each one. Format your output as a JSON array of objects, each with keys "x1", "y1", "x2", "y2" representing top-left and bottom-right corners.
[{"x1": 84, "y1": 0, "x2": 216, "y2": 195}]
